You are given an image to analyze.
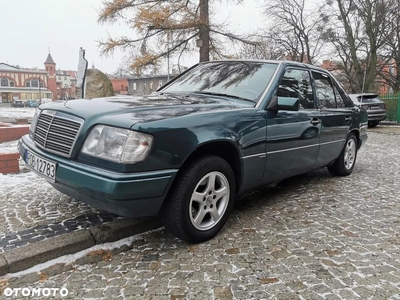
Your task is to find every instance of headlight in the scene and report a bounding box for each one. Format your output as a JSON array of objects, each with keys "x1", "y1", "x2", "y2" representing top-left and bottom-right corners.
[
  {"x1": 81, "y1": 125, "x2": 153, "y2": 163},
  {"x1": 29, "y1": 109, "x2": 40, "y2": 139}
]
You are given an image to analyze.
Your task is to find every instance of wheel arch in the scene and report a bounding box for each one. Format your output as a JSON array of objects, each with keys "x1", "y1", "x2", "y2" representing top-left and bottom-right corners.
[
  {"x1": 177, "y1": 140, "x2": 242, "y2": 193},
  {"x1": 349, "y1": 128, "x2": 361, "y2": 148}
]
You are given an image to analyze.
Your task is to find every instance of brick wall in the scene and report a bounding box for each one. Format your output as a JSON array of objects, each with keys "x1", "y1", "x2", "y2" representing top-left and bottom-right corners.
[
  {"x1": 0, "y1": 126, "x2": 29, "y2": 143},
  {"x1": 0, "y1": 153, "x2": 19, "y2": 174}
]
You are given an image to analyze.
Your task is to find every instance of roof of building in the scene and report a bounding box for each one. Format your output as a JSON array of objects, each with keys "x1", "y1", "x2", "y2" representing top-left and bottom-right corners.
[
  {"x1": 0, "y1": 63, "x2": 19, "y2": 71},
  {"x1": 44, "y1": 53, "x2": 56, "y2": 65}
]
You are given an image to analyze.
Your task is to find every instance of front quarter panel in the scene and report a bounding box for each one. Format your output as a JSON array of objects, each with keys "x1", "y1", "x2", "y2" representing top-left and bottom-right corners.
[{"x1": 131, "y1": 108, "x2": 268, "y2": 187}]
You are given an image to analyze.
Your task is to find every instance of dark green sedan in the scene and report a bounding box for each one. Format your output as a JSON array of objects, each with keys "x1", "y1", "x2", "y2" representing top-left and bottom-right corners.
[{"x1": 18, "y1": 60, "x2": 368, "y2": 243}]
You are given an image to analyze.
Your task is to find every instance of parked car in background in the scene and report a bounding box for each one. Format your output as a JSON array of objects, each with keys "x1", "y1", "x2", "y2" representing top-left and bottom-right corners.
[
  {"x1": 19, "y1": 60, "x2": 368, "y2": 243},
  {"x1": 25, "y1": 100, "x2": 40, "y2": 107},
  {"x1": 11, "y1": 100, "x2": 24, "y2": 107},
  {"x1": 348, "y1": 93, "x2": 386, "y2": 127}
]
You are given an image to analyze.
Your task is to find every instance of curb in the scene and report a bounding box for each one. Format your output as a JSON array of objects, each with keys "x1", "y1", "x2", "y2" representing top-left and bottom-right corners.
[{"x1": 0, "y1": 217, "x2": 161, "y2": 276}]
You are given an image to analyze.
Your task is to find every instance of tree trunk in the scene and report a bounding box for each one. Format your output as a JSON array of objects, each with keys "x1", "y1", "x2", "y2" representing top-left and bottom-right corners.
[{"x1": 199, "y1": 0, "x2": 210, "y2": 62}]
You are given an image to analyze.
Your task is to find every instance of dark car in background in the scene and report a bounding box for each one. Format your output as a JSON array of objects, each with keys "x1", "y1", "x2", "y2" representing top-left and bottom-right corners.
[
  {"x1": 19, "y1": 60, "x2": 368, "y2": 243},
  {"x1": 11, "y1": 100, "x2": 24, "y2": 107},
  {"x1": 25, "y1": 100, "x2": 40, "y2": 107},
  {"x1": 348, "y1": 93, "x2": 386, "y2": 127}
]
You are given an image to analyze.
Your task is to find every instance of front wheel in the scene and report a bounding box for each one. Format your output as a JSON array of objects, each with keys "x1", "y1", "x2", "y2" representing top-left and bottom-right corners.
[
  {"x1": 328, "y1": 133, "x2": 358, "y2": 176},
  {"x1": 162, "y1": 155, "x2": 236, "y2": 243}
]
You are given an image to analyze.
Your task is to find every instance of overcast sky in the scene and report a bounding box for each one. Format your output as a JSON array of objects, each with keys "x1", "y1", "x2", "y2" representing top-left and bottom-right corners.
[{"x1": 0, "y1": 0, "x2": 263, "y2": 74}]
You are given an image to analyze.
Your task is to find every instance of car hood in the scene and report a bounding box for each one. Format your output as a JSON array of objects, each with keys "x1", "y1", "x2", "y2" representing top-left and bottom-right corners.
[{"x1": 39, "y1": 93, "x2": 252, "y2": 126}]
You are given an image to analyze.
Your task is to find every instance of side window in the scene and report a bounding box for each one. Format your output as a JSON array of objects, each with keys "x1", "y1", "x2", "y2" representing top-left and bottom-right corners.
[
  {"x1": 334, "y1": 86, "x2": 345, "y2": 108},
  {"x1": 277, "y1": 69, "x2": 315, "y2": 109},
  {"x1": 312, "y1": 72, "x2": 336, "y2": 108}
]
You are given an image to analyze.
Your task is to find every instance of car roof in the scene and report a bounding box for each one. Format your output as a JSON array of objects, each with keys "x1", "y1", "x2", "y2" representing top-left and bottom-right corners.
[{"x1": 199, "y1": 59, "x2": 330, "y2": 73}]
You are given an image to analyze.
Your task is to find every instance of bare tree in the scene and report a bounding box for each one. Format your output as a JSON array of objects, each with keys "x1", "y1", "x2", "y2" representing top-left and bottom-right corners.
[
  {"x1": 324, "y1": 0, "x2": 391, "y2": 93},
  {"x1": 98, "y1": 0, "x2": 256, "y2": 73},
  {"x1": 376, "y1": 0, "x2": 400, "y2": 92},
  {"x1": 237, "y1": 37, "x2": 286, "y2": 60},
  {"x1": 262, "y1": 0, "x2": 329, "y2": 64}
]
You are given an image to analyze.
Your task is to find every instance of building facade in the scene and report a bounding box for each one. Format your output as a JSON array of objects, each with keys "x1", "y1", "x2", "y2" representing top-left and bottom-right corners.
[
  {"x1": 110, "y1": 77, "x2": 129, "y2": 95},
  {"x1": 56, "y1": 70, "x2": 77, "y2": 100},
  {"x1": 0, "y1": 63, "x2": 53, "y2": 103},
  {"x1": 127, "y1": 75, "x2": 174, "y2": 96},
  {"x1": 0, "y1": 53, "x2": 78, "y2": 103}
]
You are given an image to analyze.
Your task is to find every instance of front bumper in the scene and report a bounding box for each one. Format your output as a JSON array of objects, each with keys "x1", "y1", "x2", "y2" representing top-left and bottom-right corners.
[{"x1": 18, "y1": 135, "x2": 177, "y2": 218}]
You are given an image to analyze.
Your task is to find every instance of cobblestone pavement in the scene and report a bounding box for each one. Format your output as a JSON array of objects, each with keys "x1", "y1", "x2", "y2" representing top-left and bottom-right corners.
[
  {"x1": 2, "y1": 129, "x2": 400, "y2": 299},
  {"x1": 0, "y1": 140, "x2": 112, "y2": 251},
  {"x1": 0, "y1": 170, "x2": 101, "y2": 234}
]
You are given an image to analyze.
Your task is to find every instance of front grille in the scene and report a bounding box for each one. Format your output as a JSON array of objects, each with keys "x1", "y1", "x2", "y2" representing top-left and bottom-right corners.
[{"x1": 34, "y1": 110, "x2": 83, "y2": 157}]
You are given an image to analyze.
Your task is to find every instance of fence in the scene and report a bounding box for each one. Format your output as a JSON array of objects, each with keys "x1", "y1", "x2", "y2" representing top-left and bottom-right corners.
[{"x1": 379, "y1": 93, "x2": 400, "y2": 123}]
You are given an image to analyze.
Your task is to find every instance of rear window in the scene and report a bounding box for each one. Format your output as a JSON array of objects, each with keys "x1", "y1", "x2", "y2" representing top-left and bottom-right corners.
[{"x1": 359, "y1": 96, "x2": 381, "y2": 103}]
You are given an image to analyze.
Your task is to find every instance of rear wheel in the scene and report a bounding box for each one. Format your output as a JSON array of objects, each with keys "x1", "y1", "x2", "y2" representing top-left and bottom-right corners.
[
  {"x1": 162, "y1": 155, "x2": 235, "y2": 243},
  {"x1": 328, "y1": 133, "x2": 358, "y2": 176},
  {"x1": 368, "y1": 121, "x2": 380, "y2": 128}
]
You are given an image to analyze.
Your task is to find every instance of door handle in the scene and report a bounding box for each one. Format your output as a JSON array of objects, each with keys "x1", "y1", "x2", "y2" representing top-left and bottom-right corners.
[
  {"x1": 310, "y1": 118, "x2": 321, "y2": 126},
  {"x1": 345, "y1": 116, "x2": 352, "y2": 122}
]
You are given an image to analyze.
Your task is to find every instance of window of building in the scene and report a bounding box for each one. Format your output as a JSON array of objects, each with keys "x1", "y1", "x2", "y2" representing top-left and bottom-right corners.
[
  {"x1": 150, "y1": 81, "x2": 153, "y2": 90},
  {"x1": 133, "y1": 82, "x2": 137, "y2": 91},
  {"x1": 143, "y1": 82, "x2": 147, "y2": 90},
  {"x1": 1, "y1": 78, "x2": 8, "y2": 87},
  {"x1": 25, "y1": 79, "x2": 44, "y2": 88},
  {"x1": 9, "y1": 81, "x2": 15, "y2": 87},
  {"x1": 31, "y1": 79, "x2": 39, "y2": 88},
  {"x1": 158, "y1": 80, "x2": 163, "y2": 88},
  {"x1": 64, "y1": 77, "x2": 67, "y2": 80}
]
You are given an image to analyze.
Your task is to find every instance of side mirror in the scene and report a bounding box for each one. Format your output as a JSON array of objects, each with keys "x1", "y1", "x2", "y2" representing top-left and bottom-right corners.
[{"x1": 267, "y1": 96, "x2": 300, "y2": 111}]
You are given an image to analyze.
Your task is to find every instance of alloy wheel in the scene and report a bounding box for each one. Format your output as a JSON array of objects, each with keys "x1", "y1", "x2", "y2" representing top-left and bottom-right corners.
[
  {"x1": 189, "y1": 171, "x2": 230, "y2": 231},
  {"x1": 344, "y1": 138, "x2": 356, "y2": 170}
]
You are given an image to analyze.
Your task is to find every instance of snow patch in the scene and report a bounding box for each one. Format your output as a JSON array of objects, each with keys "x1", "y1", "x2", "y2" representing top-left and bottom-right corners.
[{"x1": 3, "y1": 227, "x2": 164, "y2": 278}]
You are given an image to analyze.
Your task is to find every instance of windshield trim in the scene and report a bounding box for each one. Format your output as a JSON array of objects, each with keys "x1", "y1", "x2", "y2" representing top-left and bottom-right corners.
[
  {"x1": 254, "y1": 61, "x2": 283, "y2": 108},
  {"x1": 193, "y1": 91, "x2": 255, "y2": 103}
]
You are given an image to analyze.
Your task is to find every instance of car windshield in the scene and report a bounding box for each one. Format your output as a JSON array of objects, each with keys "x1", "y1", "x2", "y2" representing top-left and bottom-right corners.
[{"x1": 161, "y1": 61, "x2": 278, "y2": 103}]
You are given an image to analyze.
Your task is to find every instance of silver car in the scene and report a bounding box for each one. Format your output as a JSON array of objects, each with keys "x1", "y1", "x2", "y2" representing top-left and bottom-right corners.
[{"x1": 348, "y1": 93, "x2": 386, "y2": 127}]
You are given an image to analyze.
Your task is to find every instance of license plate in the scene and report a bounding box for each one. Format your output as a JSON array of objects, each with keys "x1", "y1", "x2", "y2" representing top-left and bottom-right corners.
[
  {"x1": 369, "y1": 106, "x2": 380, "y2": 110},
  {"x1": 25, "y1": 150, "x2": 56, "y2": 182}
]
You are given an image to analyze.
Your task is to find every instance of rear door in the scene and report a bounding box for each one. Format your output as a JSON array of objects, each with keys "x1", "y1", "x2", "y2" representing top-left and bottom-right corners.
[
  {"x1": 263, "y1": 67, "x2": 321, "y2": 183},
  {"x1": 312, "y1": 71, "x2": 353, "y2": 167}
]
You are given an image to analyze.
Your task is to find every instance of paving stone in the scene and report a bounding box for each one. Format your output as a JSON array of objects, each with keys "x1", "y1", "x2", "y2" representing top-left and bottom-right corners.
[{"x1": 1, "y1": 129, "x2": 400, "y2": 298}]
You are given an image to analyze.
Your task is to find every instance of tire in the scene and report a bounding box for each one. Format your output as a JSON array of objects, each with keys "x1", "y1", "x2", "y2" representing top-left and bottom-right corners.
[
  {"x1": 368, "y1": 121, "x2": 380, "y2": 128},
  {"x1": 328, "y1": 133, "x2": 358, "y2": 176},
  {"x1": 162, "y1": 155, "x2": 236, "y2": 243}
]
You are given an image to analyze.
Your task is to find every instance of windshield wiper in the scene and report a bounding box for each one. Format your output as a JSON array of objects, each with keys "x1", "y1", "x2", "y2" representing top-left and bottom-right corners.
[{"x1": 193, "y1": 91, "x2": 254, "y2": 103}]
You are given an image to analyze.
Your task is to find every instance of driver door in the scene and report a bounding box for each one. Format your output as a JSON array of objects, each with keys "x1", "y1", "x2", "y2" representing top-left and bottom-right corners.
[{"x1": 263, "y1": 67, "x2": 321, "y2": 183}]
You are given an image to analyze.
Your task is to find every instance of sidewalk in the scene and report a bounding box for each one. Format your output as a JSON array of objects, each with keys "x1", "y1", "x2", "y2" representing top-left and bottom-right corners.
[{"x1": 0, "y1": 154, "x2": 160, "y2": 275}]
